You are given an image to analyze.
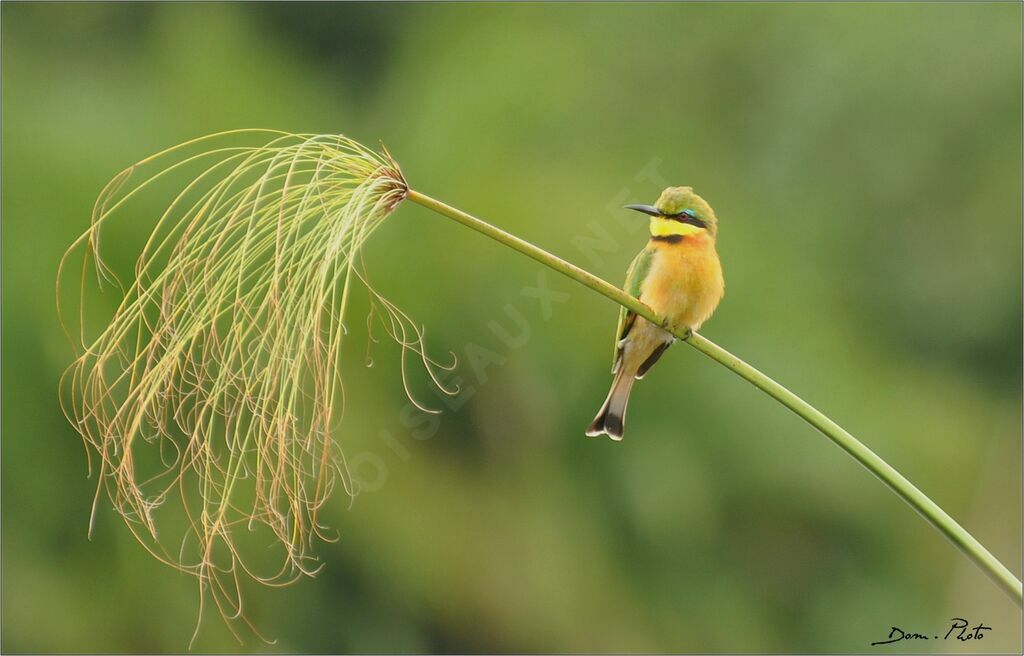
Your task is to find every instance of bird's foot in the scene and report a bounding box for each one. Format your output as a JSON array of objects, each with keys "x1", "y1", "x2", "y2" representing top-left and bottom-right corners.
[{"x1": 659, "y1": 317, "x2": 692, "y2": 340}]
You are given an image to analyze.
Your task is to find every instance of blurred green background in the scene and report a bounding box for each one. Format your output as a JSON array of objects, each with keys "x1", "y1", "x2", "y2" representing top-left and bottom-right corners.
[{"x1": 2, "y1": 2, "x2": 1021, "y2": 652}]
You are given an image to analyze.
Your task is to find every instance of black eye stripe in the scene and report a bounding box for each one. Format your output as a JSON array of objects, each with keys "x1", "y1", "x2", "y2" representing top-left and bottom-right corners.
[{"x1": 667, "y1": 211, "x2": 707, "y2": 228}]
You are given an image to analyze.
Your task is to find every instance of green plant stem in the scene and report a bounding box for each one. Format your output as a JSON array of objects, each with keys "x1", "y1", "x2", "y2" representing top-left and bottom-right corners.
[{"x1": 406, "y1": 188, "x2": 1023, "y2": 605}]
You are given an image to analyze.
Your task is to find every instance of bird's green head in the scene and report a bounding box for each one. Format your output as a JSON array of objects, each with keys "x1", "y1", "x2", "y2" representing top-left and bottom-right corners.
[{"x1": 625, "y1": 186, "x2": 718, "y2": 239}]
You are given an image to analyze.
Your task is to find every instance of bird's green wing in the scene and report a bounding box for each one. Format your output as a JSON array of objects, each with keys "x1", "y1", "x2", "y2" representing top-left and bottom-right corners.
[{"x1": 611, "y1": 247, "x2": 654, "y2": 368}]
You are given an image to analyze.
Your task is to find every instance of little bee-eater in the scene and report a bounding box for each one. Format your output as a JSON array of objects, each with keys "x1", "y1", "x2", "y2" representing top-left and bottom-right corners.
[{"x1": 586, "y1": 186, "x2": 724, "y2": 440}]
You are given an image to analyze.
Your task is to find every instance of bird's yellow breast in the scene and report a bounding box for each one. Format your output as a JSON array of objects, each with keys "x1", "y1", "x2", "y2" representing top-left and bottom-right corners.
[{"x1": 640, "y1": 235, "x2": 724, "y2": 331}]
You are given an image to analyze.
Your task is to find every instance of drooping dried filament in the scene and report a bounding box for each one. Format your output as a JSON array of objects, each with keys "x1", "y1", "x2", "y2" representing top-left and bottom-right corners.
[{"x1": 57, "y1": 130, "x2": 455, "y2": 641}]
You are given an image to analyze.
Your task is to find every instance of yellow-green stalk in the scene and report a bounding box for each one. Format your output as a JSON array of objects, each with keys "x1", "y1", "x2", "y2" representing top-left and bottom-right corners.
[{"x1": 59, "y1": 131, "x2": 1021, "y2": 643}]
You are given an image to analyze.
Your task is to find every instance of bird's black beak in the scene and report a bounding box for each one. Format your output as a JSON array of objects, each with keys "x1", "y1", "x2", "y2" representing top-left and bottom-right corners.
[{"x1": 624, "y1": 204, "x2": 663, "y2": 217}]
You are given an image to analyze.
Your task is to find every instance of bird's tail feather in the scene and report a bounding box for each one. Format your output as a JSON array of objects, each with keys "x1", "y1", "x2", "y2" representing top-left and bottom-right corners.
[{"x1": 585, "y1": 367, "x2": 636, "y2": 441}]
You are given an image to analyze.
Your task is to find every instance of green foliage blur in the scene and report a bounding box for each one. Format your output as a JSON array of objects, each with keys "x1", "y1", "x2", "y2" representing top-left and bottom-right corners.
[{"x1": 2, "y1": 3, "x2": 1021, "y2": 652}]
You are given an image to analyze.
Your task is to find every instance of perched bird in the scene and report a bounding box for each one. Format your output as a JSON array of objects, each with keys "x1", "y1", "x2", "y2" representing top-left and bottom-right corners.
[{"x1": 586, "y1": 186, "x2": 724, "y2": 440}]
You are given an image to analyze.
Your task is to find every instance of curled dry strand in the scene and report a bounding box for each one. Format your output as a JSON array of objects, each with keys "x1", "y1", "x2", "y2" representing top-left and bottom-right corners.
[{"x1": 57, "y1": 130, "x2": 450, "y2": 641}]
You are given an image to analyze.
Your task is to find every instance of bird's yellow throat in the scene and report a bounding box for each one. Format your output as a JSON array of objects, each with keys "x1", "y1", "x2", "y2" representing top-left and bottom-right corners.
[{"x1": 649, "y1": 216, "x2": 705, "y2": 238}]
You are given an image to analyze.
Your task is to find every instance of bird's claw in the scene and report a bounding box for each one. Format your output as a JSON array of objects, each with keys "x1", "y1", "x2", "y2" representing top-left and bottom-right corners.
[{"x1": 659, "y1": 317, "x2": 692, "y2": 340}]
